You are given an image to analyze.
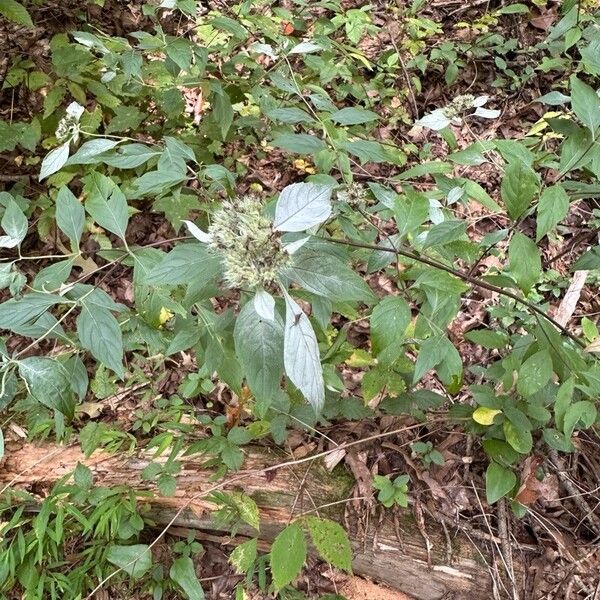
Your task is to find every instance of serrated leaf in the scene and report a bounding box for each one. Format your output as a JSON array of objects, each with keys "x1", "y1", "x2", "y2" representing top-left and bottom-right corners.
[
  {"x1": 536, "y1": 185, "x2": 569, "y2": 241},
  {"x1": 508, "y1": 232, "x2": 541, "y2": 293},
  {"x1": 501, "y1": 160, "x2": 539, "y2": 220},
  {"x1": 274, "y1": 182, "x2": 332, "y2": 232},
  {"x1": 305, "y1": 517, "x2": 352, "y2": 572},
  {"x1": 270, "y1": 522, "x2": 306, "y2": 591},
  {"x1": 570, "y1": 75, "x2": 600, "y2": 136},
  {"x1": 0, "y1": 0, "x2": 33, "y2": 26},
  {"x1": 272, "y1": 133, "x2": 326, "y2": 155},
  {"x1": 464, "y1": 329, "x2": 509, "y2": 349},
  {"x1": 0, "y1": 293, "x2": 63, "y2": 330},
  {"x1": 18, "y1": 357, "x2": 74, "y2": 418},
  {"x1": 286, "y1": 250, "x2": 374, "y2": 302},
  {"x1": 146, "y1": 244, "x2": 221, "y2": 286},
  {"x1": 77, "y1": 305, "x2": 124, "y2": 377},
  {"x1": 486, "y1": 462, "x2": 516, "y2": 504},
  {"x1": 102, "y1": 143, "x2": 160, "y2": 169},
  {"x1": 234, "y1": 301, "x2": 284, "y2": 403},
  {"x1": 370, "y1": 296, "x2": 411, "y2": 364},
  {"x1": 40, "y1": 142, "x2": 70, "y2": 180},
  {"x1": 265, "y1": 107, "x2": 315, "y2": 124},
  {"x1": 106, "y1": 544, "x2": 152, "y2": 579},
  {"x1": 330, "y1": 107, "x2": 379, "y2": 125},
  {"x1": 229, "y1": 538, "x2": 257, "y2": 574},
  {"x1": 133, "y1": 170, "x2": 187, "y2": 196},
  {"x1": 563, "y1": 401, "x2": 597, "y2": 438},
  {"x1": 85, "y1": 185, "x2": 129, "y2": 240},
  {"x1": 283, "y1": 291, "x2": 324, "y2": 413},
  {"x1": 56, "y1": 186, "x2": 85, "y2": 246}
]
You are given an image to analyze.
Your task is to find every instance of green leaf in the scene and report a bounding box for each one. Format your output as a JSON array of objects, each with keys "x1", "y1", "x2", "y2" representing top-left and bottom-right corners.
[
  {"x1": 503, "y1": 419, "x2": 533, "y2": 454},
  {"x1": 287, "y1": 250, "x2": 375, "y2": 302},
  {"x1": 229, "y1": 538, "x2": 257, "y2": 574},
  {"x1": 0, "y1": 199, "x2": 27, "y2": 248},
  {"x1": 85, "y1": 182, "x2": 129, "y2": 239},
  {"x1": 517, "y1": 350, "x2": 552, "y2": 397},
  {"x1": 33, "y1": 259, "x2": 73, "y2": 290},
  {"x1": 330, "y1": 107, "x2": 379, "y2": 125},
  {"x1": 340, "y1": 139, "x2": 397, "y2": 164},
  {"x1": 272, "y1": 133, "x2": 326, "y2": 155},
  {"x1": 133, "y1": 170, "x2": 186, "y2": 196},
  {"x1": 0, "y1": 293, "x2": 63, "y2": 330},
  {"x1": 464, "y1": 329, "x2": 509, "y2": 349},
  {"x1": 394, "y1": 190, "x2": 429, "y2": 237},
  {"x1": 77, "y1": 305, "x2": 124, "y2": 377},
  {"x1": 572, "y1": 245, "x2": 600, "y2": 270},
  {"x1": 56, "y1": 186, "x2": 85, "y2": 246},
  {"x1": 413, "y1": 336, "x2": 451, "y2": 383},
  {"x1": 265, "y1": 107, "x2": 315, "y2": 124},
  {"x1": 270, "y1": 522, "x2": 306, "y2": 591},
  {"x1": 170, "y1": 556, "x2": 204, "y2": 600},
  {"x1": 500, "y1": 160, "x2": 539, "y2": 219},
  {"x1": 305, "y1": 517, "x2": 352, "y2": 572},
  {"x1": 570, "y1": 75, "x2": 600, "y2": 136},
  {"x1": 40, "y1": 142, "x2": 70, "y2": 180},
  {"x1": 485, "y1": 462, "x2": 516, "y2": 504},
  {"x1": 66, "y1": 139, "x2": 120, "y2": 165},
  {"x1": 230, "y1": 491, "x2": 260, "y2": 530},
  {"x1": 212, "y1": 83, "x2": 234, "y2": 139},
  {"x1": 146, "y1": 244, "x2": 221, "y2": 286},
  {"x1": 234, "y1": 301, "x2": 284, "y2": 403},
  {"x1": 283, "y1": 291, "x2": 324, "y2": 413},
  {"x1": 536, "y1": 185, "x2": 569, "y2": 241},
  {"x1": 508, "y1": 232, "x2": 541, "y2": 293},
  {"x1": 105, "y1": 105, "x2": 147, "y2": 134},
  {"x1": 554, "y1": 378, "x2": 574, "y2": 432},
  {"x1": 563, "y1": 401, "x2": 597, "y2": 438},
  {"x1": 106, "y1": 544, "x2": 152, "y2": 579},
  {"x1": 422, "y1": 220, "x2": 467, "y2": 249},
  {"x1": 18, "y1": 357, "x2": 74, "y2": 418},
  {"x1": 0, "y1": 0, "x2": 33, "y2": 26},
  {"x1": 102, "y1": 143, "x2": 160, "y2": 169},
  {"x1": 370, "y1": 296, "x2": 411, "y2": 364}
]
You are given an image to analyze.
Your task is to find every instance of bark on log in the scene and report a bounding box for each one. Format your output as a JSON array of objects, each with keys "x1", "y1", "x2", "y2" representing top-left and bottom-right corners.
[{"x1": 0, "y1": 443, "x2": 507, "y2": 600}]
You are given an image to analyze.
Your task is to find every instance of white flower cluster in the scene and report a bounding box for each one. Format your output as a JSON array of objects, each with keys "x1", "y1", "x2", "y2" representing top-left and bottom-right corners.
[
  {"x1": 336, "y1": 182, "x2": 367, "y2": 208},
  {"x1": 55, "y1": 102, "x2": 84, "y2": 143},
  {"x1": 208, "y1": 195, "x2": 290, "y2": 290},
  {"x1": 416, "y1": 94, "x2": 500, "y2": 131}
]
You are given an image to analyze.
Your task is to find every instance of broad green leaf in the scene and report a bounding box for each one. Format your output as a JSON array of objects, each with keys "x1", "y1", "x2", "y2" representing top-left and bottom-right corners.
[
  {"x1": 330, "y1": 107, "x2": 379, "y2": 125},
  {"x1": 33, "y1": 259, "x2": 73, "y2": 290},
  {"x1": 559, "y1": 126, "x2": 594, "y2": 174},
  {"x1": 212, "y1": 83, "x2": 234, "y2": 139},
  {"x1": 394, "y1": 190, "x2": 429, "y2": 237},
  {"x1": 265, "y1": 107, "x2": 315, "y2": 124},
  {"x1": 580, "y1": 38, "x2": 600, "y2": 75},
  {"x1": 464, "y1": 329, "x2": 509, "y2": 349},
  {"x1": 286, "y1": 250, "x2": 375, "y2": 302},
  {"x1": 66, "y1": 139, "x2": 120, "y2": 165},
  {"x1": 40, "y1": 142, "x2": 70, "y2": 180},
  {"x1": 508, "y1": 232, "x2": 541, "y2": 293},
  {"x1": 56, "y1": 186, "x2": 85, "y2": 246},
  {"x1": 229, "y1": 491, "x2": 260, "y2": 530},
  {"x1": 0, "y1": 0, "x2": 33, "y2": 25},
  {"x1": 283, "y1": 291, "x2": 324, "y2": 413},
  {"x1": 340, "y1": 139, "x2": 398, "y2": 164},
  {"x1": 0, "y1": 293, "x2": 63, "y2": 330},
  {"x1": 572, "y1": 245, "x2": 600, "y2": 270},
  {"x1": 570, "y1": 75, "x2": 600, "y2": 136},
  {"x1": 413, "y1": 336, "x2": 451, "y2": 383},
  {"x1": 102, "y1": 143, "x2": 160, "y2": 169},
  {"x1": 422, "y1": 220, "x2": 467, "y2": 249},
  {"x1": 500, "y1": 160, "x2": 539, "y2": 219},
  {"x1": 272, "y1": 133, "x2": 326, "y2": 154},
  {"x1": 563, "y1": 401, "x2": 597, "y2": 438},
  {"x1": 0, "y1": 199, "x2": 27, "y2": 248},
  {"x1": 86, "y1": 185, "x2": 129, "y2": 239},
  {"x1": 503, "y1": 419, "x2": 533, "y2": 454},
  {"x1": 18, "y1": 357, "x2": 74, "y2": 418},
  {"x1": 133, "y1": 170, "x2": 186, "y2": 196},
  {"x1": 273, "y1": 182, "x2": 332, "y2": 232},
  {"x1": 517, "y1": 350, "x2": 553, "y2": 397},
  {"x1": 370, "y1": 296, "x2": 411, "y2": 364},
  {"x1": 146, "y1": 244, "x2": 221, "y2": 286},
  {"x1": 305, "y1": 517, "x2": 352, "y2": 572},
  {"x1": 170, "y1": 556, "x2": 205, "y2": 600},
  {"x1": 77, "y1": 305, "x2": 124, "y2": 377},
  {"x1": 229, "y1": 538, "x2": 257, "y2": 574},
  {"x1": 536, "y1": 185, "x2": 569, "y2": 241},
  {"x1": 106, "y1": 544, "x2": 152, "y2": 579},
  {"x1": 165, "y1": 37, "x2": 193, "y2": 72},
  {"x1": 270, "y1": 522, "x2": 306, "y2": 591},
  {"x1": 234, "y1": 301, "x2": 284, "y2": 403},
  {"x1": 485, "y1": 462, "x2": 516, "y2": 504}
]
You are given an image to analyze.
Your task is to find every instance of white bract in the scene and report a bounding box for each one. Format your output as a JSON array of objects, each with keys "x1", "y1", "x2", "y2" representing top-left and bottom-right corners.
[{"x1": 273, "y1": 182, "x2": 332, "y2": 232}]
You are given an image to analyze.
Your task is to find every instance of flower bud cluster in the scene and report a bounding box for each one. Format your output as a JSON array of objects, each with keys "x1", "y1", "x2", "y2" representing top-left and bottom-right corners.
[
  {"x1": 442, "y1": 94, "x2": 475, "y2": 119},
  {"x1": 336, "y1": 182, "x2": 367, "y2": 208},
  {"x1": 208, "y1": 195, "x2": 290, "y2": 290},
  {"x1": 55, "y1": 115, "x2": 81, "y2": 143}
]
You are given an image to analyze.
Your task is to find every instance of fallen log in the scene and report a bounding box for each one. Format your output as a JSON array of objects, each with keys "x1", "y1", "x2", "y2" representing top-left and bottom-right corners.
[{"x1": 0, "y1": 442, "x2": 512, "y2": 600}]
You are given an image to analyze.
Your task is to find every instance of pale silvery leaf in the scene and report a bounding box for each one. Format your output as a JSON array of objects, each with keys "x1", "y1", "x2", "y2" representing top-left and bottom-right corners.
[
  {"x1": 447, "y1": 187, "x2": 464, "y2": 204},
  {"x1": 66, "y1": 102, "x2": 85, "y2": 122},
  {"x1": 67, "y1": 139, "x2": 120, "y2": 165},
  {"x1": 273, "y1": 183, "x2": 332, "y2": 232},
  {"x1": 473, "y1": 107, "x2": 501, "y2": 119},
  {"x1": 282, "y1": 289, "x2": 324, "y2": 413},
  {"x1": 249, "y1": 42, "x2": 278, "y2": 59},
  {"x1": 40, "y1": 142, "x2": 70, "y2": 180},
  {"x1": 0, "y1": 199, "x2": 27, "y2": 248},
  {"x1": 183, "y1": 220, "x2": 212, "y2": 244},
  {"x1": 253, "y1": 289, "x2": 276, "y2": 321},
  {"x1": 284, "y1": 236, "x2": 310, "y2": 255},
  {"x1": 473, "y1": 95, "x2": 489, "y2": 107},
  {"x1": 289, "y1": 41, "x2": 322, "y2": 55},
  {"x1": 415, "y1": 109, "x2": 451, "y2": 131},
  {"x1": 101, "y1": 71, "x2": 117, "y2": 83}
]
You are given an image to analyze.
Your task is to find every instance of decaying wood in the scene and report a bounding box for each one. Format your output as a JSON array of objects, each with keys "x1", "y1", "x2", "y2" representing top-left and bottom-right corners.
[{"x1": 0, "y1": 442, "x2": 514, "y2": 600}]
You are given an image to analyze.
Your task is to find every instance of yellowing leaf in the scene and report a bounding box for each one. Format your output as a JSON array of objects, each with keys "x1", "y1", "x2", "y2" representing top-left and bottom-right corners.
[
  {"x1": 345, "y1": 349, "x2": 377, "y2": 368},
  {"x1": 473, "y1": 407, "x2": 502, "y2": 426},
  {"x1": 158, "y1": 307, "x2": 174, "y2": 326}
]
